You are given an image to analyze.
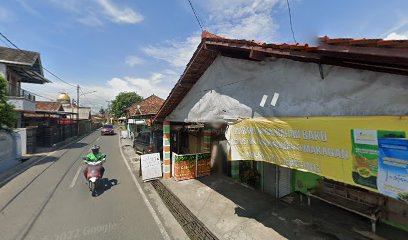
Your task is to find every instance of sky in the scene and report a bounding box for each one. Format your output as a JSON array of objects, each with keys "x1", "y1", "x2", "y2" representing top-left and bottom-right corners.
[{"x1": 1, "y1": 0, "x2": 408, "y2": 112}]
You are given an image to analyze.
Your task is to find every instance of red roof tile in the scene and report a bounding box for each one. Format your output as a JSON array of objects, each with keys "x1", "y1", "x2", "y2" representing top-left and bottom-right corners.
[
  {"x1": 320, "y1": 36, "x2": 408, "y2": 48},
  {"x1": 36, "y1": 101, "x2": 63, "y2": 112},
  {"x1": 128, "y1": 95, "x2": 165, "y2": 117}
]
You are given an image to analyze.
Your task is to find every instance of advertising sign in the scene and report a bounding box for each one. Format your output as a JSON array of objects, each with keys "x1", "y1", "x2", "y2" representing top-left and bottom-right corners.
[
  {"x1": 172, "y1": 153, "x2": 211, "y2": 181},
  {"x1": 140, "y1": 153, "x2": 162, "y2": 181},
  {"x1": 227, "y1": 116, "x2": 408, "y2": 200}
]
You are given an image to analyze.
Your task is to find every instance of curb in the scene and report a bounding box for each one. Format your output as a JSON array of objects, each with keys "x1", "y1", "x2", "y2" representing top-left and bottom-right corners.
[{"x1": 0, "y1": 131, "x2": 95, "y2": 188}]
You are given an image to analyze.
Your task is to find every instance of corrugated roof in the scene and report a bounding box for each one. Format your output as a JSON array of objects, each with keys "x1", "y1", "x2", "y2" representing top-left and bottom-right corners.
[
  {"x1": 0, "y1": 46, "x2": 39, "y2": 65},
  {"x1": 154, "y1": 31, "x2": 408, "y2": 122},
  {"x1": 128, "y1": 94, "x2": 165, "y2": 117},
  {"x1": 0, "y1": 46, "x2": 50, "y2": 84}
]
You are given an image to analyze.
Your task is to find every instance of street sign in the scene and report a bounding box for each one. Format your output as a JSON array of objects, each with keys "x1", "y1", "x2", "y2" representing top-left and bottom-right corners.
[{"x1": 140, "y1": 153, "x2": 162, "y2": 181}]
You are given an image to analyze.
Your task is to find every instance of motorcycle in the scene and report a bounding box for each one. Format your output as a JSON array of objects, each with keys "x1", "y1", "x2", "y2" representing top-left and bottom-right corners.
[{"x1": 83, "y1": 156, "x2": 106, "y2": 196}]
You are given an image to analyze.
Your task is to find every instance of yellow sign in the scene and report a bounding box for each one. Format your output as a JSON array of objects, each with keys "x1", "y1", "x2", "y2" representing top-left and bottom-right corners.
[{"x1": 228, "y1": 116, "x2": 408, "y2": 192}]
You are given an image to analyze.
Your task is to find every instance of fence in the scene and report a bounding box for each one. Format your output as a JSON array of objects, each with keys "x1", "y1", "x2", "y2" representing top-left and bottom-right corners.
[{"x1": 36, "y1": 124, "x2": 77, "y2": 147}]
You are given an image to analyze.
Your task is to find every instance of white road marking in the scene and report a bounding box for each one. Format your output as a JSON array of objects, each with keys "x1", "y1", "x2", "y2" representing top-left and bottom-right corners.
[
  {"x1": 96, "y1": 137, "x2": 101, "y2": 141},
  {"x1": 70, "y1": 166, "x2": 82, "y2": 188},
  {"x1": 118, "y1": 136, "x2": 171, "y2": 240}
]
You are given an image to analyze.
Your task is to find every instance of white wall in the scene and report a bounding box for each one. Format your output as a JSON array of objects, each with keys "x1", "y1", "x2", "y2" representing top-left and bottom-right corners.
[
  {"x1": 63, "y1": 106, "x2": 91, "y2": 120},
  {"x1": 0, "y1": 131, "x2": 21, "y2": 172},
  {"x1": 0, "y1": 63, "x2": 6, "y2": 78},
  {"x1": 14, "y1": 128, "x2": 27, "y2": 156},
  {"x1": 7, "y1": 97, "x2": 36, "y2": 112},
  {"x1": 166, "y1": 56, "x2": 408, "y2": 122}
]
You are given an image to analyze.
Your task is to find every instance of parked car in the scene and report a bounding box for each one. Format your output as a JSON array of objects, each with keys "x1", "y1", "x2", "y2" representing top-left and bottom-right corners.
[
  {"x1": 133, "y1": 130, "x2": 163, "y2": 157},
  {"x1": 101, "y1": 124, "x2": 114, "y2": 135}
]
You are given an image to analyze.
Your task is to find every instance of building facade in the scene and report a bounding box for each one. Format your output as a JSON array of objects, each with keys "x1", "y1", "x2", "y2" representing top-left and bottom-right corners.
[{"x1": 155, "y1": 32, "x2": 408, "y2": 231}]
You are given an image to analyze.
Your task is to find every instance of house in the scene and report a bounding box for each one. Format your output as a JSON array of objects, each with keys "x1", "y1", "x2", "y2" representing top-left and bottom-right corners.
[
  {"x1": 0, "y1": 46, "x2": 50, "y2": 167},
  {"x1": 0, "y1": 46, "x2": 50, "y2": 128},
  {"x1": 126, "y1": 94, "x2": 164, "y2": 137},
  {"x1": 155, "y1": 31, "x2": 408, "y2": 231},
  {"x1": 23, "y1": 100, "x2": 77, "y2": 148},
  {"x1": 57, "y1": 93, "x2": 93, "y2": 135}
]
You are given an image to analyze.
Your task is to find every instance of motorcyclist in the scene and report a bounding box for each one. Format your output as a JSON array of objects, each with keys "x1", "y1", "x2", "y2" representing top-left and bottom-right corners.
[{"x1": 83, "y1": 145, "x2": 106, "y2": 180}]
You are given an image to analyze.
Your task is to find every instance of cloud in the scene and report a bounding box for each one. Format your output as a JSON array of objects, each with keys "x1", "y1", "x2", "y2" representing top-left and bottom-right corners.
[
  {"x1": 48, "y1": 0, "x2": 143, "y2": 26},
  {"x1": 139, "y1": 0, "x2": 284, "y2": 99},
  {"x1": 385, "y1": 32, "x2": 408, "y2": 40},
  {"x1": 22, "y1": 70, "x2": 178, "y2": 112},
  {"x1": 125, "y1": 56, "x2": 144, "y2": 66},
  {"x1": 78, "y1": 12, "x2": 104, "y2": 27},
  {"x1": 17, "y1": 0, "x2": 41, "y2": 16},
  {"x1": 206, "y1": 0, "x2": 281, "y2": 42},
  {"x1": 143, "y1": 35, "x2": 201, "y2": 68},
  {"x1": 382, "y1": 17, "x2": 408, "y2": 38},
  {"x1": 95, "y1": 0, "x2": 143, "y2": 24},
  {"x1": 0, "y1": 6, "x2": 12, "y2": 21}
]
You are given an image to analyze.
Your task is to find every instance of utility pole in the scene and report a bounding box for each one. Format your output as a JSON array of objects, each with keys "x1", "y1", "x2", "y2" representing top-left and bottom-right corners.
[
  {"x1": 77, "y1": 84, "x2": 80, "y2": 135},
  {"x1": 106, "y1": 101, "x2": 111, "y2": 124}
]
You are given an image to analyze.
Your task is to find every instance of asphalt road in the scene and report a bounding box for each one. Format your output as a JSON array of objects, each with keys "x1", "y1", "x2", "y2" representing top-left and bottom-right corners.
[{"x1": 0, "y1": 130, "x2": 165, "y2": 240}]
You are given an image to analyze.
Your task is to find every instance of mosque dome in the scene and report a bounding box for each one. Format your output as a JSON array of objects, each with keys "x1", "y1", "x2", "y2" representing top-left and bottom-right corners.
[{"x1": 57, "y1": 93, "x2": 71, "y2": 103}]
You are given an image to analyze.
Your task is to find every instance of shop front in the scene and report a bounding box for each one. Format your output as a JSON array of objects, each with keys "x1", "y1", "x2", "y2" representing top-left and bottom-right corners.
[{"x1": 154, "y1": 32, "x2": 408, "y2": 230}]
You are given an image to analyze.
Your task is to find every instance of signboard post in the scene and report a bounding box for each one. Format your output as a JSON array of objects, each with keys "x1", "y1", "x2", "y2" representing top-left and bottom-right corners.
[{"x1": 140, "y1": 153, "x2": 162, "y2": 182}]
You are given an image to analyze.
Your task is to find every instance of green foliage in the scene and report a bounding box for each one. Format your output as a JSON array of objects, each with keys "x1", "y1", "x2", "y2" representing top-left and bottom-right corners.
[
  {"x1": 99, "y1": 107, "x2": 105, "y2": 115},
  {"x1": 0, "y1": 75, "x2": 16, "y2": 130},
  {"x1": 175, "y1": 154, "x2": 196, "y2": 163},
  {"x1": 197, "y1": 153, "x2": 211, "y2": 160},
  {"x1": 111, "y1": 92, "x2": 143, "y2": 118}
]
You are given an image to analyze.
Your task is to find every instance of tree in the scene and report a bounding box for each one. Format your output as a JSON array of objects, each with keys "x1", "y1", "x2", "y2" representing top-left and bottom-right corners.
[
  {"x1": 111, "y1": 92, "x2": 143, "y2": 118},
  {"x1": 99, "y1": 107, "x2": 105, "y2": 115},
  {"x1": 0, "y1": 75, "x2": 16, "y2": 131}
]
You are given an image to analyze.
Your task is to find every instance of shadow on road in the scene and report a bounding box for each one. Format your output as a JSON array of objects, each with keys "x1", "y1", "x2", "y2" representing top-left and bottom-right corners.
[
  {"x1": 95, "y1": 178, "x2": 119, "y2": 196},
  {"x1": 66, "y1": 142, "x2": 88, "y2": 149}
]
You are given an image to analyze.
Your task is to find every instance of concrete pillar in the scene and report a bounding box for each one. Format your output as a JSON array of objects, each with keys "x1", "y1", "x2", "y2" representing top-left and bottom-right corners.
[
  {"x1": 203, "y1": 129, "x2": 211, "y2": 152},
  {"x1": 163, "y1": 121, "x2": 171, "y2": 179}
]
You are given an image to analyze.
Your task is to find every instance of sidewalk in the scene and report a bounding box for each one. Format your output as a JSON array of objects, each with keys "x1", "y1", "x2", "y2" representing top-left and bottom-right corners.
[
  {"x1": 161, "y1": 175, "x2": 407, "y2": 240},
  {"x1": 119, "y1": 136, "x2": 406, "y2": 240}
]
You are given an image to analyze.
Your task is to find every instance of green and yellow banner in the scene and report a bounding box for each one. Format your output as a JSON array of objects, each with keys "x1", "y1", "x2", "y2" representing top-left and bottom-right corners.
[{"x1": 228, "y1": 116, "x2": 408, "y2": 200}]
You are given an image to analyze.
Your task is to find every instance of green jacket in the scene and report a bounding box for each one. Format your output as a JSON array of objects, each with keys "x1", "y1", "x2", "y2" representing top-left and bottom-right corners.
[{"x1": 84, "y1": 152, "x2": 106, "y2": 164}]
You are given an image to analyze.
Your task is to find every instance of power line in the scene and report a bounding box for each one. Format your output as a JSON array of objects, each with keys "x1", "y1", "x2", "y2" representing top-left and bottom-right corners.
[
  {"x1": 286, "y1": 0, "x2": 297, "y2": 44},
  {"x1": 7, "y1": 81, "x2": 54, "y2": 101},
  {"x1": 187, "y1": 0, "x2": 204, "y2": 31},
  {"x1": 0, "y1": 32, "x2": 77, "y2": 88},
  {"x1": 0, "y1": 36, "x2": 12, "y2": 48}
]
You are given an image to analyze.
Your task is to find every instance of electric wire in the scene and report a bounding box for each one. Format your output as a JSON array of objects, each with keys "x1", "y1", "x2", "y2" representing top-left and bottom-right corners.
[
  {"x1": 6, "y1": 81, "x2": 54, "y2": 101},
  {"x1": 0, "y1": 32, "x2": 77, "y2": 88},
  {"x1": 286, "y1": 0, "x2": 297, "y2": 44},
  {"x1": 187, "y1": 0, "x2": 205, "y2": 31}
]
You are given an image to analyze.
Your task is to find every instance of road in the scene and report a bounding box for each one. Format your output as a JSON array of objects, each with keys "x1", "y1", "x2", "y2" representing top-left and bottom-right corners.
[{"x1": 0, "y1": 130, "x2": 166, "y2": 240}]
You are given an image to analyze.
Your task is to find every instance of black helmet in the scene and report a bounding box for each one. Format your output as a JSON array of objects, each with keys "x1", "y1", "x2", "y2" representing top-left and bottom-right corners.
[{"x1": 91, "y1": 145, "x2": 100, "y2": 154}]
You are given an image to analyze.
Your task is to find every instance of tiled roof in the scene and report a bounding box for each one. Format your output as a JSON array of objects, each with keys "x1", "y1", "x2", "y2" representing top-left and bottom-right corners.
[
  {"x1": 203, "y1": 32, "x2": 408, "y2": 50},
  {"x1": 36, "y1": 101, "x2": 63, "y2": 112},
  {"x1": 154, "y1": 31, "x2": 408, "y2": 121},
  {"x1": 128, "y1": 95, "x2": 165, "y2": 117},
  {"x1": 319, "y1": 36, "x2": 408, "y2": 48}
]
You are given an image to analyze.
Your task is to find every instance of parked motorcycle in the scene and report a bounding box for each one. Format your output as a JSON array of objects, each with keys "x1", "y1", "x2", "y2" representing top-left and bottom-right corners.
[{"x1": 83, "y1": 156, "x2": 106, "y2": 196}]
